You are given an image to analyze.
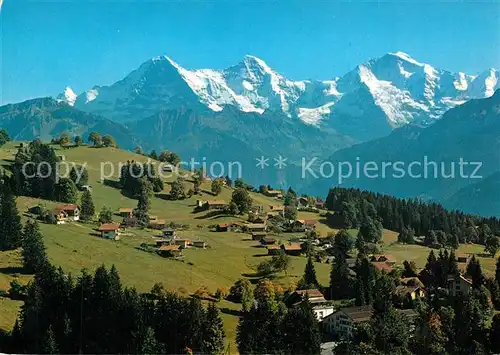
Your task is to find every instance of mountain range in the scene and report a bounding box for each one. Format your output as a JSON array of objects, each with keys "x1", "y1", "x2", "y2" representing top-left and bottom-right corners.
[
  {"x1": 2, "y1": 51, "x2": 500, "y2": 216},
  {"x1": 58, "y1": 52, "x2": 499, "y2": 141}
]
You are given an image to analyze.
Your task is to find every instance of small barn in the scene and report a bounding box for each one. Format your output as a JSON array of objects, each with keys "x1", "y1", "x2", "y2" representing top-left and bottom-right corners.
[{"x1": 98, "y1": 223, "x2": 121, "y2": 240}]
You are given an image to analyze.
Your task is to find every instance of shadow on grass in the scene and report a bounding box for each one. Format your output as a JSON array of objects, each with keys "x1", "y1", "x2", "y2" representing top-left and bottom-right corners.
[
  {"x1": 252, "y1": 253, "x2": 269, "y2": 257},
  {"x1": 0, "y1": 266, "x2": 28, "y2": 275},
  {"x1": 220, "y1": 307, "x2": 242, "y2": 317}
]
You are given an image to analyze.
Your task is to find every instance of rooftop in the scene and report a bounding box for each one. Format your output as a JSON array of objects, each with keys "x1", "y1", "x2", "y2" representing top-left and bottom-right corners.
[
  {"x1": 55, "y1": 204, "x2": 79, "y2": 211},
  {"x1": 158, "y1": 245, "x2": 181, "y2": 251},
  {"x1": 98, "y1": 223, "x2": 121, "y2": 231}
]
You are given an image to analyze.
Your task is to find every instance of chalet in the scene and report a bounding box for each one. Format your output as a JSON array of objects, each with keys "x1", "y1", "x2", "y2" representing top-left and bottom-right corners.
[
  {"x1": 149, "y1": 219, "x2": 166, "y2": 230},
  {"x1": 447, "y1": 274, "x2": 472, "y2": 297},
  {"x1": 79, "y1": 185, "x2": 92, "y2": 192},
  {"x1": 281, "y1": 243, "x2": 302, "y2": 256},
  {"x1": 98, "y1": 223, "x2": 121, "y2": 240},
  {"x1": 203, "y1": 200, "x2": 227, "y2": 210},
  {"x1": 162, "y1": 229, "x2": 177, "y2": 238},
  {"x1": 55, "y1": 204, "x2": 80, "y2": 221},
  {"x1": 269, "y1": 205, "x2": 285, "y2": 212},
  {"x1": 323, "y1": 306, "x2": 373, "y2": 339},
  {"x1": 157, "y1": 244, "x2": 182, "y2": 258},
  {"x1": 292, "y1": 219, "x2": 317, "y2": 232},
  {"x1": 216, "y1": 223, "x2": 231, "y2": 232},
  {"x1": 267, "y1": 245, "x2": 281, "y2": 255},
  {"x1": 246, "y1": 223, "x2": 267, "y2": 233},
  {"x1": 121, "y1": 217, "x2": 138, "y2": 227},
  {"x1": 371, "y1": 262, "x2": 393, "y2": 273},
  {"x1": 259, "y1": 237, "x2": 276, "y2": 245},
  {"x1": 370, "y1": 254, "x2": 396, "y2": 265},
  {"x1": 118, "y1": 208, "x2": 133, "y2": 218},
  {"x1": 192, "y1": 240, "x2": 207, "y2": 249},
  {"x1": 173, "y1": 239, "x2": 192, "y2": 249},
  {"x1": 252, "y1": 232, "x2": 267, "y2": 240},
  {"x1": 266, "y1": 190, "x2": 283, "y2": 199}
]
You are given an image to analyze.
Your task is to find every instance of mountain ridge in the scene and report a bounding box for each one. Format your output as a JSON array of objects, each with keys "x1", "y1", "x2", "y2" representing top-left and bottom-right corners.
[{"x1": 58, "y1": 51, "x2": 499, "y2": 141}]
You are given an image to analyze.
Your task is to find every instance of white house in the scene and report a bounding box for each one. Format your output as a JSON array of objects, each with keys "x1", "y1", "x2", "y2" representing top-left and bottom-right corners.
[
  {"x1": 323, "y1": 306, "x2": 373, "y2": 339},
  {"x1": 289, "y1": 289, "x2": 335, "y2": 321},
  {"x1": 447, "y1": 274, "x2": 473, "y2": 297}
]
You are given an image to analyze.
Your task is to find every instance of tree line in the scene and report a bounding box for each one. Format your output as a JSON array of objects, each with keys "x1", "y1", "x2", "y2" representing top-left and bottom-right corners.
[{"x1": 326, "y1": 187, "x2": 500, "y2": 246}]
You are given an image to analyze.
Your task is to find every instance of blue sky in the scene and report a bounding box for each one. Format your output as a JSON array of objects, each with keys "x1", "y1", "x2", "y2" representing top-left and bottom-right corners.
[{"x1": 1, "y1": 0, "x2": 499, "y2": 105}]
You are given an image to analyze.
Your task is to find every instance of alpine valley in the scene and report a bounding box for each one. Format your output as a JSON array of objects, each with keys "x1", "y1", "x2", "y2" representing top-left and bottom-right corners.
[{"x1": 1, "y1": 52, "x2": 499, "y2": 215}]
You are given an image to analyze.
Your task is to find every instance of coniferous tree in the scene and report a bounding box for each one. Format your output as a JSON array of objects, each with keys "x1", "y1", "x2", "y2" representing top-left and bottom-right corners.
[
  {"x1": 134, "y1": 178, "x2": 152, "y2": 227},
  {"x1": 329, "y1": 255, "x2": 352, "y2": 300},
  {"x1": 282, "y1": 301, "x2": 321, "y2": 355},
  {"x1": 21, "y1": 220, "x2": 48, "y2": 273},
  {"x1": 202, "y1": 303, "x2": 225, "y2": 355},
  {"x1": 0, "y1": 182, "x2": 22, "y2": 250},
  {"x1": 80, "y1": 190, "x2": 95, "y2": 220},
  {"x1": 300, "y1": 255, "x2": 319, "y2": 289},
  {"x1": 41, "y1": 326, "x2": 58, "y2": 354},
  {"x1": 54, "y1": 178, "x2": 78, "y2": 203},
  {"x1": 140, "y1": 327, "x2": 163, "y2": 355}
]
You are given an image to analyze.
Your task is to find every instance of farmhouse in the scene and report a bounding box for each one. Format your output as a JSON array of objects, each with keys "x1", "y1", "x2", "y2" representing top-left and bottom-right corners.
[
  {"x1": 281, "y1": 243, "x2": 302, "y2": 256},
  {"x1": 266, "y1": 190, "x2": 283, "y2": 199},
  {"x1": 216, "y1": 223, "x2": 232, "y2": 232},
  {"x1": 98, "y1": 223, "x2": 121, "y2": 240},
  {"x1": 203, "y1": 200, "x2": 227, "y2": 210},
  {"x1": 292, "y1": 219, "x2": 317, "y2": 231},
  {"x1": 118, "y1": 208, "x2": 133, "y2": 218},
  {"x1": 55, "y1": 204, "x2": 80, "y2": 221},
  {"x1": 246, "y1": 223, "x2": 267, "y2": 233},
  {"x1": 267, "y1": 245, "x2": 281, "y2": 255},
  {"x1": 149, "y1": 219, "x2": 166, "y2": 230}
]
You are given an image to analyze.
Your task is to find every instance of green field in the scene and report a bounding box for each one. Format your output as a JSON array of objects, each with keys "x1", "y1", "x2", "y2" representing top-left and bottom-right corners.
[{"x1": 0, "y1": 142, "x2": 496, "y2": 351}]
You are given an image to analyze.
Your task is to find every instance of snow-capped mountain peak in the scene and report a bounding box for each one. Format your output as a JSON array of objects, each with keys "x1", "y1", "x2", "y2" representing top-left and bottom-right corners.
[
  {"x1": 56, "y1": 87, "x2": 77, "y2": 106},
  {"x1": 57, "y1": 52, "x2": 500, "y2": 140}
]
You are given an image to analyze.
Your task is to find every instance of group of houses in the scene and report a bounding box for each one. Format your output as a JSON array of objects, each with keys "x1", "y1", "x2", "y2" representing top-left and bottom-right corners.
[
  {"x1": 286, "y1": 285, "x2": 421, "y2": 340},
  {"x1": 155, "y1": 228, "x2": 207, "y2": 258}
]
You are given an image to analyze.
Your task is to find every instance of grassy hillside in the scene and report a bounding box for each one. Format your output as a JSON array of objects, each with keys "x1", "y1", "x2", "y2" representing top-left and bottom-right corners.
[{"x1": 0, "y1": 142, "x2": 497, "y2": 350}]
